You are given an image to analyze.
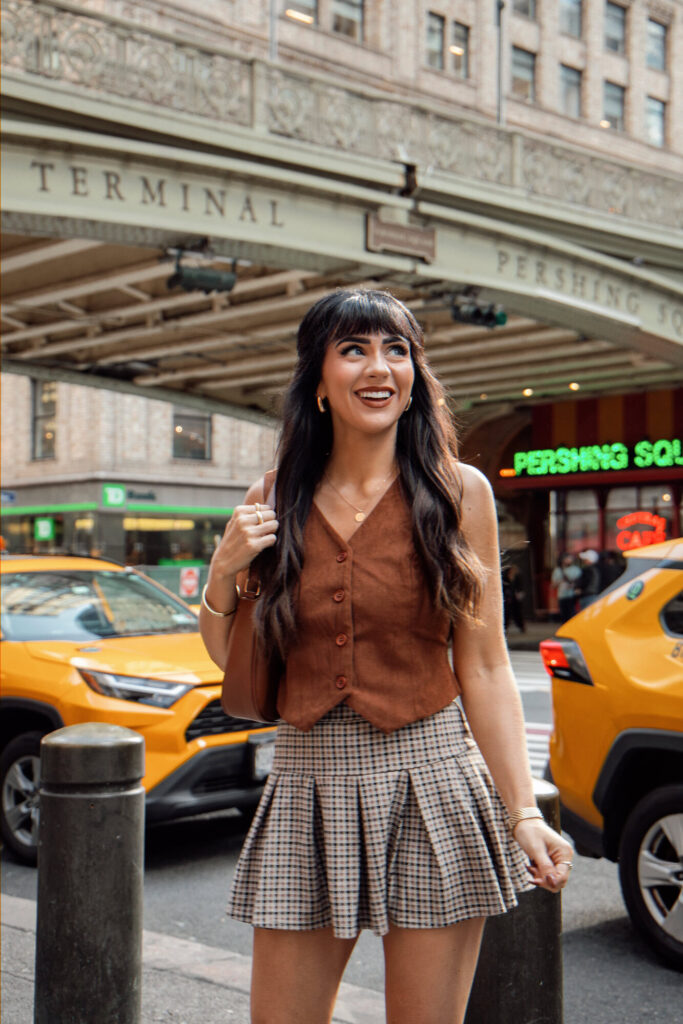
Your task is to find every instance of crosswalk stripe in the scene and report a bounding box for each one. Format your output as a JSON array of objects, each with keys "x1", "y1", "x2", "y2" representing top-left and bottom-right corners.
[{"x1": 526, "y1": 722, "x2": 552, "y2": 777}]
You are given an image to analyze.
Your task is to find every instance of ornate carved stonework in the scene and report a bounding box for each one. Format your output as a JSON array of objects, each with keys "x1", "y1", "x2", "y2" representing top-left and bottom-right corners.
[
  {"x1": 1, "y1": 0, "x2": 251, "y2": 125},
  {"x1": 2, "y1": 0, "x2": 681, "y2": 230}
]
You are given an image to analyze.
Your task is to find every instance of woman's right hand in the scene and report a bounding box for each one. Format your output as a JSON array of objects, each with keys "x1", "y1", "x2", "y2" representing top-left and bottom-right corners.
[
  {"x1": 210, "y1": 501, "x2": 279, "y2": 583},
  {"x1": 200, "y1": 482, "x2": 279, "y2": 666}
]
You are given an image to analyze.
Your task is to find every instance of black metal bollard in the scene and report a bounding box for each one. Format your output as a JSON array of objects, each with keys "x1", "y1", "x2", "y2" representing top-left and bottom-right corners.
[
  {"x1": 464, "y1": 779, "x2": 563, "y2": 1024},
  {"x1": 35, "y1": 723, "x2": 145, "y2": 1024}
]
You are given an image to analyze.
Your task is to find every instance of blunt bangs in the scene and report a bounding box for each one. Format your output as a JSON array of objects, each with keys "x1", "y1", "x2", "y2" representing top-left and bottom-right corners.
[{"x1": 322, "y1": 291, "x2": 423, "y2": 351}]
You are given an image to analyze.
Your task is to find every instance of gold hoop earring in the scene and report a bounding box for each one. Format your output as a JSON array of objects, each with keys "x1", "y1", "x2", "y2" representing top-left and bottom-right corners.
[
  {"x1": 316, "y1": 395, "x2": 327, "y2": 413},
  {"x1": 404, "y1": 395, "x2": 413, "y2": 412}
]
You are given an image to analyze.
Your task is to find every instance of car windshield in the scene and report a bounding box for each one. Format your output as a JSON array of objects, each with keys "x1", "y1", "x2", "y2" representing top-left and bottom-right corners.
[{"x1": 0, "y1": 570, "x2": 198, "y2": 642}]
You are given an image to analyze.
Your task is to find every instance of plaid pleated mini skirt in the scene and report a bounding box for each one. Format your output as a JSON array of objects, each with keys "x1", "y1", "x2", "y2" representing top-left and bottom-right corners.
[{"x1": 228, "y1": 700, "x2": 532, "y2": 939}]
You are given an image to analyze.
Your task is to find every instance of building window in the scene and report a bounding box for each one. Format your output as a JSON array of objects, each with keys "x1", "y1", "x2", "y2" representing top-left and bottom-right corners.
[
  {"x1": 560, "y1": 65, "x2": 582, "y2": 117},
  {"x1": 604, "y1": 3, "x2": 626, "y2": 53},
  {"x1": 513, "y1": 0, "x2": 537, "y2": 17},
  {"x1": 602, "y1": 81, "x2": 625, "y2": 130},
  {"x1": 559, "y1": 0, "x2": 582, "y2": 37},
  {"x1": 426, "y1": 12, "x2": 445, "y2": 70},
  {"x1": 511, "y1": 47, "x2": 536, "y2": 102},
  {"x1": 284, "y1": 1, "x2": 318, "y2": 25},
  {"x1": 450, "y1": 22, "x2": 469, "y2": 77},
  {"x1": 646, "y1": 19, "x2": 667, "y2": 71},
  {"x1": 332, "y1": 0, "x2": 363, "y2": 40},
  {"x1": 32, "y1": 380, "x2": 57, "y2": 460},
  {"x1": 646, "y1": 96, "x2": 665, "y2": 147},
  {"x1": 173, "y1": 408, "x2": 212, "y2": 460}
]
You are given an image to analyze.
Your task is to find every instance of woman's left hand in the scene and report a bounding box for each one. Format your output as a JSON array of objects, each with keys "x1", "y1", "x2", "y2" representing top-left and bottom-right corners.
[{"x1": 513, "y1": 818, "x2": 574, "y2": 893}]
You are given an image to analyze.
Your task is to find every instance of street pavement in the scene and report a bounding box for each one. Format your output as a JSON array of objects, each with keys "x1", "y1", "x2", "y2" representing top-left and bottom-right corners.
[
  {"x1": 2, "y1": 893, "x2": 384, "y2": 1024},
  {"x1": 8, "y1": 633, "x2": 679, "y2": 1024}
]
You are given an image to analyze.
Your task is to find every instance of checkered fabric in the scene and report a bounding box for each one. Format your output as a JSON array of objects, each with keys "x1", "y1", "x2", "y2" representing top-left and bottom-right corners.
[{"x1": 228, "y1": 700, "x2": 532, "y2": 938}]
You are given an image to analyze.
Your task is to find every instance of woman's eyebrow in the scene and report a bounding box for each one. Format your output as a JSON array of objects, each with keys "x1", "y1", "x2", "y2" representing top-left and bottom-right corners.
[{"x1": 334, "y1": 334, "x2": 407, "y2": 347}]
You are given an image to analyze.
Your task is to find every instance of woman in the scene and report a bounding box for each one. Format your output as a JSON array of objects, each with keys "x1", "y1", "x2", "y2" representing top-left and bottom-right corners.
[
  {"x1": 200, "y1": 289, "x2": 573, "y2": 1024},
  {"x1": 551, "y1": 552, "x2": 581, "y2": 623}
]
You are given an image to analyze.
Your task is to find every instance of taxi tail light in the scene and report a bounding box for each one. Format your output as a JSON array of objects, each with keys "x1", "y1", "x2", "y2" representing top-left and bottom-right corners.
[{"x1": 539, "y1": 638, "x2": 593, "y2": 686}]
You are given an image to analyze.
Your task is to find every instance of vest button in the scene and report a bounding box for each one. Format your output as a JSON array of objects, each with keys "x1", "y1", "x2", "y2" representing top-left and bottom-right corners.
[
  {"x1": 336, "y1": 551, "x2": 348, "y2": 563},
  {"x1": 335, "y1": 675, "x2": 347, "y2": 689},
  {"x1": 333, "y1": 589, "x2": 345, "y2": 603},
  {"x1": 335, "y1": 633, "x2": 348, "y2": 646}
]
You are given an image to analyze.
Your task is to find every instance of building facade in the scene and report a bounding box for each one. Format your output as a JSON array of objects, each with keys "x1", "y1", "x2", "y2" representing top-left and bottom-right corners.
[
  {"x1": 2, "y1": 0, "x2": 682, "y2": 608},
  {"x1": 0, "y1": 373, "x2": 277, "y2": 571}
]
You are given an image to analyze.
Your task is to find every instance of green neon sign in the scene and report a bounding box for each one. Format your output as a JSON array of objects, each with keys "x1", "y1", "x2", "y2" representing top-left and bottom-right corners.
[
  {"x1": 34, "y1": 517, "x2": 56, "y2": 541},
  {"x1": 102, "y1": 483, "x2": 126, "y2": 508},
  {"x1": 509, "y1": 438, "x2": 683, "y2": 477}
]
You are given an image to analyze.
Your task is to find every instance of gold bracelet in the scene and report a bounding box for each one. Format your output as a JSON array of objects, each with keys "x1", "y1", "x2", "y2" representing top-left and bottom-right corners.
[
  {"x1": 508, "y1": 806, "x2": 544, "y2": 834},
  {"x1": 201, "y1": 583, "x2": 237, "y2": 618}
]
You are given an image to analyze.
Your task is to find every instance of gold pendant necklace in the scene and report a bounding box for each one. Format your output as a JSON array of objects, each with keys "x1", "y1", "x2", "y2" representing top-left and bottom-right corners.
[{"x1": 323, "y1": 471, "x2": 395, "y2": 523}]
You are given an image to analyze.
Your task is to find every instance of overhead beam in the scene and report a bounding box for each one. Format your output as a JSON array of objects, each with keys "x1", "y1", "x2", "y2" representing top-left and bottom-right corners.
[
  {"x1": 1, "y1": 358, "x2": 278, "y2": 425},
  {"x1": 450, "y1": 369, "x2": 677, "y2": 404},
  {"x1": 1, "y1": 267, "x2": 317, "y2": 345},
  {"x1": 0, "y1": 238, "x2": 102, "y2": 274},
  {"x1": 438, "y1": 351, "x2": 648, "y2": 388},
  {"x1": 1, "y1": 260, "x2": 169, "y2": 314},
  {"x1": 9, "y1": 282, "x2": 344, "y2": 362},
  {"x1": 134, "y1": 350, "x2": 297, "y2": 387}
]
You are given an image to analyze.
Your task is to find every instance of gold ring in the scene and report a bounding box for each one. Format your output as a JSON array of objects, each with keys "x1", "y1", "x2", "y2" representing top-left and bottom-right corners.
[
  {"x1": 255, "y1": 508, "x2": 264, "y2": 526},
  {"x1": 560, "y1": 861, "x2": 573, "y2": 869}
]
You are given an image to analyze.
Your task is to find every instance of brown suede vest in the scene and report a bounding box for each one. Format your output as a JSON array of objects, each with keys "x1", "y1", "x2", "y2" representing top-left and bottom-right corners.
[{"x1": 278, "y1": 478, "x2": 461, "y2": 733}]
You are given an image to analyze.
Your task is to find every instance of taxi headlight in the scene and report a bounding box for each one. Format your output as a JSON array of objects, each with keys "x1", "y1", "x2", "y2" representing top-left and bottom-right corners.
[{"x1": 79, "y1": 669, "x2": 193, "y2": 708}]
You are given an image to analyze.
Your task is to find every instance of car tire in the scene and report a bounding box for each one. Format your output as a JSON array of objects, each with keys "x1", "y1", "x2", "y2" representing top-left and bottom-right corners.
[
  {"x1": 0, "y1": 732, "x2": 44, "y2": 866},
  {"x1": 618, "y1": 784, "x2": 683, "y2": 971}
]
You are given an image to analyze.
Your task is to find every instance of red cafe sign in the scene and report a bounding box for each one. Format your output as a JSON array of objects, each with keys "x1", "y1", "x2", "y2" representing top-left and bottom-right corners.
[{"x1": 615, "y1": 511, "x2": 667, "y2": 551}]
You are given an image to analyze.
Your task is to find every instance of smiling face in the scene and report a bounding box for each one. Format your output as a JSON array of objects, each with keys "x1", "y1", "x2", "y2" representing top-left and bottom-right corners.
[{"x1": 317, "y1": 331, "x2": 415, "y2": 437}]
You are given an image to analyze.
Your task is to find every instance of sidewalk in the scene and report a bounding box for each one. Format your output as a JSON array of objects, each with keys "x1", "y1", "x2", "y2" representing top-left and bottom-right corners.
[
  {"x1": 505, "y1": 618, "x2": 557, "y2": 652},
  {"x1": 2, "y1": 895, "x2": 384, "y2": 1024}
]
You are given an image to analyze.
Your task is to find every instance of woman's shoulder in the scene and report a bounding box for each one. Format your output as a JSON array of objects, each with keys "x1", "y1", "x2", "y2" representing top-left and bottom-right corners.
[{"x1": 454, "y1": 462, "x2": 495, "y2": 507}]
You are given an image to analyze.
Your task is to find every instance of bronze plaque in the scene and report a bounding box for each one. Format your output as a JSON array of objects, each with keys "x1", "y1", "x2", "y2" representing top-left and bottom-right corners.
[{"x1": 366, "y1": 214, "x2": 436, "y2": 263}]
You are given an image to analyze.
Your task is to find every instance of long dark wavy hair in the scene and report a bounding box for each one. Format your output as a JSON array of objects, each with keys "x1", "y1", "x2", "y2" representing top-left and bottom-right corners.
[{"x1": 254, "y1": 288, "x2": 485, "y2": 661}]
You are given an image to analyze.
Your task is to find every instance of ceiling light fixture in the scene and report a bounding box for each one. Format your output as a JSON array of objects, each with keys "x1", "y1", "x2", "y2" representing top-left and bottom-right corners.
[
  {"x1": 569, "y1": 382, "x2": 580, "y2": 391},
  {"x1": 166, "y1": 257, "x2": 237, "y2": 295},
  {"x1": 285, "y1": 8, "x2": 315, "y2": 23},
  {"x1": 522, "y1": 387, "x2": 534, "y2": 397},
  {"x1": 451, "y1": 302, "x2": 507, "y2": 328}
]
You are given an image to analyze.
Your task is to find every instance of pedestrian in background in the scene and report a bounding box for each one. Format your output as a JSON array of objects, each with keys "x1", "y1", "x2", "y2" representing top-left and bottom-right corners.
[
  {"x1": 600, "y1": 549, "x2": 625, "y2": 589},
  {"x1": 502, "y1": 562, "x2": 526, "y2": 633},
  {"x1": 551, "y1": 552, "x2": 581, "y2": 623},
  {"x1": 200, "y1": 289, "x2": 573, "y2": 1024},
  {"x1": 576, "y1": 549, "x2": 601, "y2": 609}
]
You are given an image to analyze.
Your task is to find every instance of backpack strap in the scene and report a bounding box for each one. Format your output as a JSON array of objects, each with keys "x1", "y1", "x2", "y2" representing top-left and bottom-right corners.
[
  {"x1": 262, "y1": 469, "x2": 277, "y2": 508},
  {"x1": 240, "y1": 469, "x2": 277, "y2": 598}
]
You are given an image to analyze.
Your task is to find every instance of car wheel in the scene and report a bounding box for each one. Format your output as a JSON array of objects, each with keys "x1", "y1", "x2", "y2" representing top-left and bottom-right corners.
[
  {"x1": 0, "y1": 732, "x2": 44, "y2": 866},
  {"x1": 618, "y1": 785, "x2": 683, "y2": 971}
]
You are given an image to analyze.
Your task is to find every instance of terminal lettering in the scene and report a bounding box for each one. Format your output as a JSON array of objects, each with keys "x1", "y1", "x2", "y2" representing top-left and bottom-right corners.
[{"x1": 28, "y1": 160, "x2": 285, "y2": 228}]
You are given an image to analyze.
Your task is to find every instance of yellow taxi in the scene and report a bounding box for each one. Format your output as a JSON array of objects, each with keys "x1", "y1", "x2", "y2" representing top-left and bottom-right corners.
[
  {"x1": 0, "y1": 555, "x2": 276, "y2": 864},
  {"x1": 540, "y1": 539, "x2": 683, "y2": 969}
]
